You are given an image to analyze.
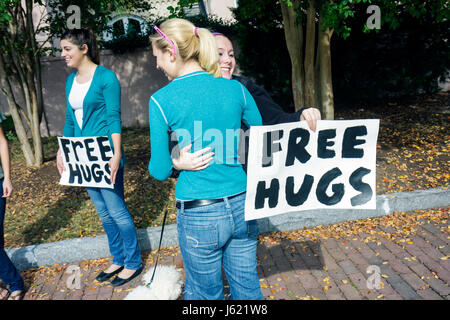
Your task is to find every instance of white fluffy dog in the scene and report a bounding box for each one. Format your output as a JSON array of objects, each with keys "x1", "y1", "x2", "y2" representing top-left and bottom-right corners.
[{"x1": 124, "y1": 265, "x2": 183, "y2": 300}]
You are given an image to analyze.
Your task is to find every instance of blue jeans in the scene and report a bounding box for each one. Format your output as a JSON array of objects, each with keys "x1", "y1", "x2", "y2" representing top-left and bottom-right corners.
[
  {"x1": 177, "y1": 192, "x2": 263, "y2": 300},
  {"x1": 86, "y1": 169, "x2": 142, "y2": 270},
  {"x1": 0, "y1": 179, "x2": 25, "y2": 292}
]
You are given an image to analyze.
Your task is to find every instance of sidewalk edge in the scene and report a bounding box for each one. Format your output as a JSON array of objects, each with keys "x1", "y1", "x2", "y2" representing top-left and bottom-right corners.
[{"x1": 7, "y1": 186, "x2": 449, "y2": 271}]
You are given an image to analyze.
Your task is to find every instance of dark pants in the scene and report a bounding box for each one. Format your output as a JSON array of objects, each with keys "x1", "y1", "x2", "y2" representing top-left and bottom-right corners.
[{"x1": 0, "y1": 179, "x2": 24, "y2": 292}]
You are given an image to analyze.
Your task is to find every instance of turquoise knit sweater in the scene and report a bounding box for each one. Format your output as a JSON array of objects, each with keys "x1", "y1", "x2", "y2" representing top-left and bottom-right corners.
[{"x1": 148, "y1": 71, "x2": 262, "y2": 200}]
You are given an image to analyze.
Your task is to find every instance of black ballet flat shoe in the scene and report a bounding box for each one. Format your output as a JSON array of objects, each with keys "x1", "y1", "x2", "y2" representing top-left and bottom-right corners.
[
  {"x1": 110, "y1": 266, "x2": 144, "y2": 287},
  {"x1": 96, "y1": 266, "x2": 124, "y2": 282}
]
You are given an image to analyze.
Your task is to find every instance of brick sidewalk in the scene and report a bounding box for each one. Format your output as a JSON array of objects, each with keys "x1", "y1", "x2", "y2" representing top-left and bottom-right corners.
[{"x1": 11, "y1": 210, "x2": 450, "y2": 300}]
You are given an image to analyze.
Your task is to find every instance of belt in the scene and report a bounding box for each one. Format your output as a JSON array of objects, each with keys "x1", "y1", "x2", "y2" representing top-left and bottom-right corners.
[{"x1": 176, "y1": 191, "x2": 245, "y2": 210}]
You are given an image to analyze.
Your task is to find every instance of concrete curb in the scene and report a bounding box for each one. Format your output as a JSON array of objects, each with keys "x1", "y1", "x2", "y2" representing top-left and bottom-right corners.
[{"x1": 7, "y1": 186, "x2": 449, "y2": 271}]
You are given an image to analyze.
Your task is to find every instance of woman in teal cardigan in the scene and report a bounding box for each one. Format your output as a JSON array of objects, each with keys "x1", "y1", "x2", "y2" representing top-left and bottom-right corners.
[{"x1": 56, "y1": 28, "x2": 142, "y2": 286}]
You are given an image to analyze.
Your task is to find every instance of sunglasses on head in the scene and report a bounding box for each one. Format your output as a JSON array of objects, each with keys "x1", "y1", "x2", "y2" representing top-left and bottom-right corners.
[{"x1": 153, "y1": 26, "x2": 177, "y2": 55}]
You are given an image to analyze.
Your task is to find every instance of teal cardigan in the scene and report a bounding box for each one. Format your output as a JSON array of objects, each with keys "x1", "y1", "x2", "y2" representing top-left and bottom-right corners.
[
  {"x1": 148, "y1": 71, "x2": 262, "y2": 200},
  {"x1": 63, "y1": 65, "x2": 125, "y2": 166}
]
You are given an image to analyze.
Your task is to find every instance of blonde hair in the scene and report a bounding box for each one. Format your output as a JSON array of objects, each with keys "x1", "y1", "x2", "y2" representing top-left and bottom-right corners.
[{"x1": 150, "y1": 18, "x2": 221, "y2": 78}]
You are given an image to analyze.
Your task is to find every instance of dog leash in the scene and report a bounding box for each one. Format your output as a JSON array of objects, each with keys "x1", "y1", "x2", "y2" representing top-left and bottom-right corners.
[{"x1": 146, "y1": 209, "x2": 168, "y2": 287}]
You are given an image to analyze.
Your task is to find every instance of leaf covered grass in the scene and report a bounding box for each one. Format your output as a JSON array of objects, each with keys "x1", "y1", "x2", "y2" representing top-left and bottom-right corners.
[
  {"x1": 3, "y1": 92, "x2": 449, "y2": 248},
  {"x1": 336, "y1": 92, "x2": 449, "y2": 194},
  {"x1": 5, "y1": 127, "x2": 177, "y2": 248}
]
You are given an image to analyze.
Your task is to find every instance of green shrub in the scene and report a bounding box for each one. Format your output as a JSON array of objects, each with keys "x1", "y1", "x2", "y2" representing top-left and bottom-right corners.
[
  {"x1": 1, "y1": 115, "x2": 18, "y2": 141},
  {"x1": 332, "y1": 6, "x2": 450, "y2": 103},
  {"x1": 230, "y1": 0, "x2": 449, "y2": 107}
]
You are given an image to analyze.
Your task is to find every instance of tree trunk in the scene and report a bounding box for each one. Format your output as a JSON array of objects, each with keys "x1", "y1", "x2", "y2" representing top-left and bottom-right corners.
[
  {"x1": 0, "y1": 53, "x2": 35, "y2": 166},
  {"x1": 280, "y1": 0, "x2": 305, "y2": 111},
  {"x1": 25, "y1": 0, "x2": 43, "y2": 165},
  {"x1": 314, "y1": 29, "x2": 321, "y2": 110},
  {"x1": 304, "y1": 0, "x2": 317, "y2": 109},
  {"x1": 0, "y1": 0, "x2": 44, "y2": 167},
  {"x1": 317, "y1": 14, "x2": 334, "y2": 120},
  {"x1": 26, "y1": 0, "x2": 50, "y2": 137}
]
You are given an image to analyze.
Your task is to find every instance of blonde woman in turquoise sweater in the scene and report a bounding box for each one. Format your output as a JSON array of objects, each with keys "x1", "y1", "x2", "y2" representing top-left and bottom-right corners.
[
  {"x1": 56, "y1": 29, "x2": 142, "y2": 287},
  {"x1": 149, "y1": 18, "x2": 263, "y2": 300}
]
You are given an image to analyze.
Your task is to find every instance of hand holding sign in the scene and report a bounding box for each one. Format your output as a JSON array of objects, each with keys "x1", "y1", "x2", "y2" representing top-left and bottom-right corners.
[
  {"x1": 300, "y1": 107, "x2": 322, "y2": 132},
  {"x1": 57, "y1": 136, "x2": 114, "y2": 189}
]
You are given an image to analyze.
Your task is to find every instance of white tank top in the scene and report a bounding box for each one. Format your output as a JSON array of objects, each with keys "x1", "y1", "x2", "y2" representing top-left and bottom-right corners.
[{"x1": 68, "y1": 77, "x2": 93, "y2": 129}]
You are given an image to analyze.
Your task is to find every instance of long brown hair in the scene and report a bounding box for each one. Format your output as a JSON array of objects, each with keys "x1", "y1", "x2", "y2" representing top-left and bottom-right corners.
[{"x1": 61, "y1": 28, "x2": 100, "y2": 64}]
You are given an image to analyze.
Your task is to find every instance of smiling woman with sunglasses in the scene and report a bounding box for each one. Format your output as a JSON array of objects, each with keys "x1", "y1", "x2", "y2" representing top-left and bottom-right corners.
[{"x1": 148, "y1": 18, "x2": 264, "y2": 300}]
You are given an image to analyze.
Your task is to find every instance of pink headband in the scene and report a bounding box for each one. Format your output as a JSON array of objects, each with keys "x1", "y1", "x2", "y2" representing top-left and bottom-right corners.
[
  {"x1": 212, "y1": 32, "x2": 223, "y2": 36},
  {"x1": 194, "y1": 26, "x2": 199, "y2": 37},
  {"x1": 153, "y1": 25, "x2": 177, "y2": 55}
]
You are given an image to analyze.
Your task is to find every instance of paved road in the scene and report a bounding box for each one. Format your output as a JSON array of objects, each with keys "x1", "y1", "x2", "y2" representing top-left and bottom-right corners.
[{"x1": 9, "y1": 209, "x2": 450, "y2": 300}]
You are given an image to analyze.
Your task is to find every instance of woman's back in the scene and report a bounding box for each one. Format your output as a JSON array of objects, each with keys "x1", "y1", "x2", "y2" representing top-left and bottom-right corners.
[{"x1": 148, "y1": 70, "x2": 262, "y2": 200}]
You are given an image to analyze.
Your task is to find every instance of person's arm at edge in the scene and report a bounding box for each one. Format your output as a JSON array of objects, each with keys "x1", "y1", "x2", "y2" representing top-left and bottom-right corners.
[{"x1": 0, "y1": 127, "x2": 13, "y2": 197}]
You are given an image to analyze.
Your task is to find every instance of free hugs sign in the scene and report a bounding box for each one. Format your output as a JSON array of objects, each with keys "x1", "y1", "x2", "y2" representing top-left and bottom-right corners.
[
  {"x1": 57, "y1": 136, "x2": 114, "y2": 189},
  {"x1": 245, "y1": 120, "x2": 380, "y2": 221}
]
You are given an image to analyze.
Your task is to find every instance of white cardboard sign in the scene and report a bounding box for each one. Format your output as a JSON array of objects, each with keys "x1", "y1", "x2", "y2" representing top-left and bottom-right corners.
[
  {"x1": 58, "y1": 136, "x2": 114, "y2": 189},
  {"x1": 245, "y1": 120, "x2": 380, "y2": 221}
]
